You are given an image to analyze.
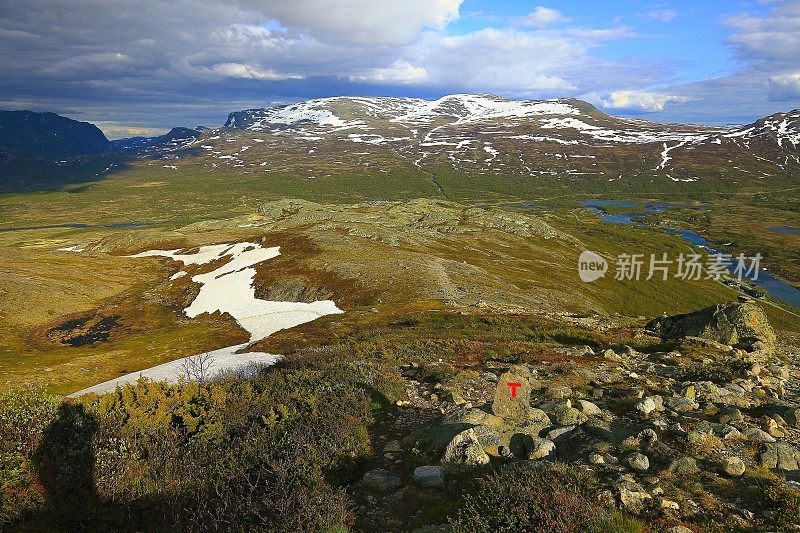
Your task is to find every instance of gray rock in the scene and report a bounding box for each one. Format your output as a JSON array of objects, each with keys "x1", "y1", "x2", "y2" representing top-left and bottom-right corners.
[
  {"x1": 441, "y1": 428, "x2": 491, "y2": 469},
  {"x1": 745, "y1": 427, "x2": 776, "y2": 443},
  {"x1": 575, "y1": 399, "x2": 602, "y2": 417},
  {"x1": 720, "y1": 456, "x2": 746, "y2": 477},
  {"x1": 362, "y1": 469, "x2": 402, "y2": 494},
  {"x1": 783, "y1": 407, "x2": 800, "y2": 428},
  {"x1": 413, "y1": 465, "x2": 446, "y2": 487},
  {"x1": 626, "y1": 452, "x2": 650, "y2": 473},
  {"x1": 523, "y1": 437, "x2": 556, "y2": 460},
  {"x1": 636, "y1": 395, "x2": 663, "y2": 415},
  {"x1": 760, "y1": 442, "x2": 800, "y2": 472}
]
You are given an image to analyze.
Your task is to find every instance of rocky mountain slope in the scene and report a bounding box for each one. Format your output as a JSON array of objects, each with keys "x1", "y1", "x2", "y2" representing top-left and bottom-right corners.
[
  {"x1": 202, "y1": 94, "x2": 800, "y2": 185},
  {"x1": 2, "y1": 95, "x2": 798, "y2": 194},
  {"x1": 0, "y1": 110, "x2": 109, "y2": 159},
  {"x1": 108, "y1": 126, "x2": 204, "y2": 154}
]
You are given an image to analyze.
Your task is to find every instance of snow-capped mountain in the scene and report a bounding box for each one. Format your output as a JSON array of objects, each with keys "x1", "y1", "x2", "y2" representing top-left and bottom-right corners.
[{"x1": 197, "y1": 94, "x2": 799, "y2": 184}]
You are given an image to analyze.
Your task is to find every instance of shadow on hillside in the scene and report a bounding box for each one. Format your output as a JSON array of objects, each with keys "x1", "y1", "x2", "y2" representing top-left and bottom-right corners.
[
  {"x1": 0, "y1": 154, "x2": 132, "y2": 194},
  {"x1": 31, "y1": 402, "x2": 100, "y2": 531}
]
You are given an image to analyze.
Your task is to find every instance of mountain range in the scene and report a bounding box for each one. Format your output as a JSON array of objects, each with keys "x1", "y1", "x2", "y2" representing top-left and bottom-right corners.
[{"x1": 1, "y1": 94, "x2": 798, "y2": 192}]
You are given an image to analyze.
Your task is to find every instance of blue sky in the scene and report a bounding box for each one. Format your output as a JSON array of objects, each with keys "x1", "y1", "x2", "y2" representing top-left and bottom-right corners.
[{"x1": 0, "y1": 0, "x2": 798, "y2": 137}]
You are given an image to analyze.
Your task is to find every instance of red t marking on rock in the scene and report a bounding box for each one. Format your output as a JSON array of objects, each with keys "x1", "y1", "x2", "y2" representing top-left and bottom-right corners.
[{"x1": 507, "y1": 382, "x2": 522, "y2": 398}]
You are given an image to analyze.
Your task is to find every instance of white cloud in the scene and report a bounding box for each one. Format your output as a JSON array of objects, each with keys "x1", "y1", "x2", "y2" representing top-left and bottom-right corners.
[
  {"x1": 239, "y1": 0, "x2": 464, "y2": 45},
  {"x1": 517, "y1": 6, "x2": 565, "y2": 27},
  {"x1": 768, "y1": 71, "x2": 800, "y2": 100},
  {"x1": 208, "y1": 63, "x2": 304, "y2": 80},
  {"x1": 722, "y1": 1, "x2": 800, "y2": 69},
  {"x1": 352, "y1": 60, "x2": 428, "y2": 84},
  {"x1": 636, "y1": 9, "x2": 677, "y2": 22},
  {"x1": 599, "y1": 90, "x2": 692, "y2": 111}
]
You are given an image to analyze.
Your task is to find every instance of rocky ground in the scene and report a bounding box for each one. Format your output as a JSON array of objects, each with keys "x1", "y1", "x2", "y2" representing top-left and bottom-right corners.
[{"x1": 351, "y1": 299, "x2": 800, "y2": 531}]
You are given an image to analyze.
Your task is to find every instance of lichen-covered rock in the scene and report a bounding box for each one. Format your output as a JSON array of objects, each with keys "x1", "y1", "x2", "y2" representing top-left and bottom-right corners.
[
  {"x1": 553, "y1": 404, "x2": 584, "y2": 426},
  {"x1": 626, "y1": 452, "x2": 650, "y2": 473},
  {"x1": 759, "y1": 442, "x2": 800, "y2": 472},
  {"x1": 668, "y1": 456, "x2": 700, "y2": 476},
  {"x1": 720, "y1": 456, "x2": 746, "y2": 477},
  {"x1": 441, "y1": 428, "x2": 491, "y2": 469},
  {"x1": 492, "y1": 370, "x2": 531, "y2": 422},
  {"x1": 645, "y1": 300, "x2": 776, "y2": 355}
]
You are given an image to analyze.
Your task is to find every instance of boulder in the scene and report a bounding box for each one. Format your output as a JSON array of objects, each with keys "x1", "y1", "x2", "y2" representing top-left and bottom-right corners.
[
  {"x1": 441, "y1": 428, "x2": 491, "y2": 469},
  {"x1": 413, "y1": 465, "x2": 446, "y2": 487},
  {"x1": 626, "y1": 452, "x2": 650, "y2": 473},
  {"x1": 759, "y1": 442, "x2": 800, "y2": 472},
  {"x1": 575, "y1": 399, "x2": 602, "y2": 417},
  {"x1": 553, "y1": 404, "x2": 584, "y2": 426},
  {"x1": 636, "y1": 395, "x2": 663, "y2": 415},
  {"x1": 645, "y1": 301, "x2": 776, "y2": 355},
  {"x1": 492, "y1": 370, "x2": 532, "y2": 422}
]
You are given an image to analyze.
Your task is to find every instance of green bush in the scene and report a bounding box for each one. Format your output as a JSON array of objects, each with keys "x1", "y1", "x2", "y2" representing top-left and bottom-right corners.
[
  {"x1": 0, "y1": 386, "x2": 59, "y2": 526},
  {"x1": 753, "y1": 478, "x2": 800, "y2": 530}
]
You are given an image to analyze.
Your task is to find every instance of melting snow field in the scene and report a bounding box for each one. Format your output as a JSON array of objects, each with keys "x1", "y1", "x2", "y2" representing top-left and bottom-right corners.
[{"x1": 69, "y1": 242, "x2": 343, "y2": 397}]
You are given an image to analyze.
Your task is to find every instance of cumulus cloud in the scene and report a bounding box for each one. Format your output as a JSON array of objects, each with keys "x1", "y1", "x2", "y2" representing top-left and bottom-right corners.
[
  {"x1": 207, "y1": 63, "x2": 304, "y2": 81},
  {"x1": 722, "y1": 1, "x2": 800, "y2": 69},
  {"x1": 768, "y1": 71, "x2": 800, "y2": 100},
  {"x1": 1, "y1": 0, "x2": 796, "y2": 130},
  {"x1": 598, "y1": 90, "x2": 692, "y2": 112},
  {"x1": 352, "y1": 60, "x2": 429, "y2": 84},
  {"x1": 516, "y1": 6, "x2": 566, "y2": 27}
]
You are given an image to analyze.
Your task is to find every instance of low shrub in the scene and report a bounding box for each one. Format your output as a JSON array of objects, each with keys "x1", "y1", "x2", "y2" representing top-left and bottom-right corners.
[{"x1": 450, "y1": 462, "x2": 643, "y2": 533}]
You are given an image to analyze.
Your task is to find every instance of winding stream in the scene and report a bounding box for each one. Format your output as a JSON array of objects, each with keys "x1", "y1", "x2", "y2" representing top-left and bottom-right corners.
[{"x1": 581, "y1": 200, "x2": 800, "y2": 309}]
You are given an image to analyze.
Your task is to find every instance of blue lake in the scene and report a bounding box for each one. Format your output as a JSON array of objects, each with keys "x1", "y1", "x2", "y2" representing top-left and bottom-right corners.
[
  {"x1": 767, "y1": 226, "x2": 800, "y2": 236},
  {"x1": 582, "y1": 200, "x2": 800, "y2": 309}
]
